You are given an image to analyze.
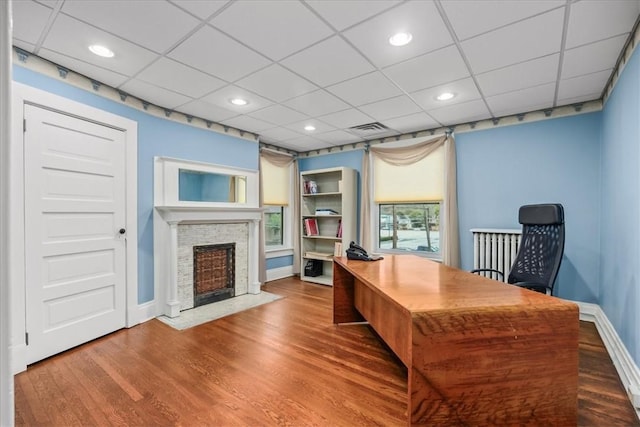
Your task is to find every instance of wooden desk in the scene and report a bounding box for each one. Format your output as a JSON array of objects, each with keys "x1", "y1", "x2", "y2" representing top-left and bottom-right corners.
[{"x1": 333, "y1": 255, "x2": 579, "y2": 426}]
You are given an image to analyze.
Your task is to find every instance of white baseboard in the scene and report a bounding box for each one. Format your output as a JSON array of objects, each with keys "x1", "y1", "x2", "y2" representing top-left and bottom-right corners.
[
  {"x1": 10, "y1": 343, "x2": 26, "y2": 374},
  {"x1": 575, "y1": 300, "x2": 640, "y2": 413},
  {"x1": 266, "y1": 266, "x2": 294, "y2": 282},
  {"x1": 136, "y1": 300, "x2": 157, "y2": 324}
]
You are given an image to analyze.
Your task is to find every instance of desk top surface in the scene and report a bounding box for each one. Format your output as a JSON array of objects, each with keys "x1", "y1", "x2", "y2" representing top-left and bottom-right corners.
[{"x1": 334, "y1": 255, "x2": 573, "y2": 313}]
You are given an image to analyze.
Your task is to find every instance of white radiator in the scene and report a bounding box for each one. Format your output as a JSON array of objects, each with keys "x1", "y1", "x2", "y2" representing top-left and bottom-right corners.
[{"x1": 471, "y1": 228, "x2": 522, "y2": 282}]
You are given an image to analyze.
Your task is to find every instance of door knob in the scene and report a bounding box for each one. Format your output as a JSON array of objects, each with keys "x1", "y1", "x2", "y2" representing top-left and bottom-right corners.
[{"x1": 119, "y1": 228, "x2": 126, "y2": 235}]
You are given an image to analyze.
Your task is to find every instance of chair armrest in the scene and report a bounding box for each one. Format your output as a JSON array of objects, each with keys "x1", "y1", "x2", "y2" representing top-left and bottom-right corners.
[{"x1": 470, "y1": 269, "x2": 504, "y2": 280}]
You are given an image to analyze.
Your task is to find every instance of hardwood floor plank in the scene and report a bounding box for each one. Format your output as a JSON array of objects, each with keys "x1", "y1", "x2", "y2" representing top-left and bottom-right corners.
[{"x1": 14, "y1": 277, "x2": 639, "y2": 426}]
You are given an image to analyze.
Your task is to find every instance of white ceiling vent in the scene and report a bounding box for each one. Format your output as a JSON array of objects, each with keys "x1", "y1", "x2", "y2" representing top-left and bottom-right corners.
[{"x1": 348, "y1": 122, "x2": 389, "y2": 136}]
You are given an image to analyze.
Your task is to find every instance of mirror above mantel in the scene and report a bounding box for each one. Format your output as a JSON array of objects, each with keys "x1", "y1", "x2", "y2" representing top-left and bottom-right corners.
[{"x1": 154, "y1": 156, "x2": 259, "y2": 209}]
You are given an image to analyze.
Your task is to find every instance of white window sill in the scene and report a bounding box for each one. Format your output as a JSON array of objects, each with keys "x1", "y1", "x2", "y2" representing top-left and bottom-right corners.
[
  {"x1": 265, "y1": 247, "x2": 294, "y2": 259},
  {"x1": 377, "y1": 249, "x2": 442, "y2": 263}
]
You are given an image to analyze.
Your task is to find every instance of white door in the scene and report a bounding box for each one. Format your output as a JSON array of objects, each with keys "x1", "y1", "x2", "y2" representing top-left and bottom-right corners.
[{"x1": 24, "y1": 104, "x2": 127, "y2": 364}]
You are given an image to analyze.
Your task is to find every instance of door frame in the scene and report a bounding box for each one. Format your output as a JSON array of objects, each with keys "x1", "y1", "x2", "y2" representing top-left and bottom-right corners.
[{"x1": 10, "y1": 82, "x2": 138, "y2": 373}]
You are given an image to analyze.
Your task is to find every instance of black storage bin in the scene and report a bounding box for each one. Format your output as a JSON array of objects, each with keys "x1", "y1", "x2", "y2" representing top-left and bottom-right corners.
[{"x1": 304, "y1": 259, "x2": 323, "y2": 277}]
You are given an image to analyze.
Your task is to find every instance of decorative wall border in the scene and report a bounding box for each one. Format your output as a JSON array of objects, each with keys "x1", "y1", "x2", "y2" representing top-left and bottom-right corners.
[{"x1": 12, "y1": 47, "x2": 259, "y2": 144}]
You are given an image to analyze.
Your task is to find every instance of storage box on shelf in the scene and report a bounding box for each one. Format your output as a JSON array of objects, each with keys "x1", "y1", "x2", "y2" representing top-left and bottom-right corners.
[{"x1": 300, "y1": 167, "x2": 356, "y2": 285}]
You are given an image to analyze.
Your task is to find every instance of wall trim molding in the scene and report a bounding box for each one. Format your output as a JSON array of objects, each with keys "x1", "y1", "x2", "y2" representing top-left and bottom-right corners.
[
  {"x1": 136, "y1": 300, "x2": 158, "y2": 325},
  {"x1": 266, "y1": 266, "x2": 294, "y2": 282},
  {"x1": 574, "y1": 300, "x2": 640, "y2": 413}
]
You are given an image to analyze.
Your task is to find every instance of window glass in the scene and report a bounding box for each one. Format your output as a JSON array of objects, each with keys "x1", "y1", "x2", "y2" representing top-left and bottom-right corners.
[
  {"x1": 265, "y1": 206, "x2": 284, "y2": 247},
  {"x1": 378, "y1": 202, "x2": 440, "y2": 254}
]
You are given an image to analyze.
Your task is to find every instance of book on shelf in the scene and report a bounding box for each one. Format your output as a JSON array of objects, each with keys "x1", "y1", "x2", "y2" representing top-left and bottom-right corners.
[
  {"x1": 333, "y1": 242, "x2": 343, "y2": 257},
  {"x1": 304, "y1": 218, "x2": 318, "y2": 236},
  {"x1": 336, "y1": 219, "x2": 342, "y2": 238},
  {"x1": 315, "y1": 208, "x2": 339, "y2": 215},
  {"x1": 304, "y1": 180, "x2": 318, "y2": 194},
  {"x1": 305, "y1": 251, "x2": 333, "y2": 260}
]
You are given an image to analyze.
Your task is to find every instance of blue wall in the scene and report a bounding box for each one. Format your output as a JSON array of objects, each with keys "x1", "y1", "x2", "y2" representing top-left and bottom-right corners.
[
  {"x1": 13, "y1": 66, "x2": 259, "y2": 303},
  {"x1": 457, "y1": 113, "x2": 602, "y2": 302},
  {"x1": 600, "y1": 46, "x2": 640, "y2": 363}
]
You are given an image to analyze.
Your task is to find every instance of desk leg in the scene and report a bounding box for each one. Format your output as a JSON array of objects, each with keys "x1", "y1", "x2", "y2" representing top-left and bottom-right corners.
[{"x1": 333, "y1": 262, "x2": 364, "y2": 324}]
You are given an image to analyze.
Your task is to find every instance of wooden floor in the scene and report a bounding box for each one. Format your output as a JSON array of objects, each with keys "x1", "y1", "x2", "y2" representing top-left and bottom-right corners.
[{"x1": 15, "y1": 277, "x2": 639, "y2": 426}]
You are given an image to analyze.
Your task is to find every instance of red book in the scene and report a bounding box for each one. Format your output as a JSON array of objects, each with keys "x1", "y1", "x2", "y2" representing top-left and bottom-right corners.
[
  {"x1": 336, "y1": 219, "x2": 342, "y2": 238},
  {"x1": 304, "y1": 218, "x2": 318, "y2": 236}
]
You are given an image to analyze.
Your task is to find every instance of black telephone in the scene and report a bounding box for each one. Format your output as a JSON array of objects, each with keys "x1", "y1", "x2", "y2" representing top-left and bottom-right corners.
[{"x1": 346, "y1": 241, "x2": 383, "y2": 261}]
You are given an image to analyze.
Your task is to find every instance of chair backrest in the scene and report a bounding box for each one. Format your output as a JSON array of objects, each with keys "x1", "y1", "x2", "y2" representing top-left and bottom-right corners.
[{"x1": 508, "y1": 204, "x2": 565, "y2": 294}]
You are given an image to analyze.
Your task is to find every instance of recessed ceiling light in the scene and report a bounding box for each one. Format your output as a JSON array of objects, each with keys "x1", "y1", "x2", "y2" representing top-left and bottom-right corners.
[
  {"x1": 389, "y1": 32, "x2": 412, "y2": 47},
  {"x1": 304, "y1": 125, "x2": 316, "y2": 131},
  {"x1": 88, "y1": 44, "x2": 114, "y2": 58},
  {"x1": 229, "y1": 98, "x2": 248, "y2": 106},
  {"x1": 436, "y1": 92, "x2": 456, "y2": 101}
]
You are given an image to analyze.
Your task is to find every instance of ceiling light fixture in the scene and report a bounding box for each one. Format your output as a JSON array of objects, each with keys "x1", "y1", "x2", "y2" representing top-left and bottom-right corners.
[
  {"x1": 304, "y1": 125, "x2": 316, "y2": 131},
  {"x1": 436, "y1": 92, "x2": 456, "y2": 101},
  {"x1": 229, "y1": 98, "x2": 248, "y2": 106},
  {"x1": 389, "y1": 32, "x2": 413, "y2": 47},
  {"x1": 88, "y1": 44, "x2": 114, "y2": 58}
]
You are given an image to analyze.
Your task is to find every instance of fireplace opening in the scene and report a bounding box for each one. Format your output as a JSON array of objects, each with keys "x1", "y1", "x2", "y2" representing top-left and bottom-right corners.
[{"x1": 193, "y1": 243, "x2": 236, "y2": 307}]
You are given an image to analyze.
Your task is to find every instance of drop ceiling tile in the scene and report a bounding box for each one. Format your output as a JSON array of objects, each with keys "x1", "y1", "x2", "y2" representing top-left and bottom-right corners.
[
  {"x1": 249, "y1": 105, "x2": 309, "y2": 126},
  {"x1": 428, "y1": 99, "x2": 491, "y2": 125},
  {"x1": 565, "y1": 0, "x2": 639, "y2": 49},
  {"x1": 281, "y1": 36, "x2": 374, "y2": 87},
  {"x1": 12, "y1": 0, "x2": 52, "y2": 45},
  {"x1": 120, "y1": 79, "x2": 193, "y2": 109},
  {"x1": 201, "y1": 85, "x2": 273, "y2": 114},
  {"x1": 37, "y1": 48, "x2": 130, "y2": 88},
  {"x1": 358, "y1": 95, "x2": 421, "y2": 121},
  {"x1": 318, "y1": 108, "x2": 375, "y2": 129},
  {"x1": 476, "y1": 54, "x2": 559, "y2": 97},
  {"x1": 306, "y1": 0, "x2": 401, "y2": 31},
  {"x1": 485, "y1": 83, "x2": 556, "y2": 117},
  {"x1": 344, "y1": 0, "x2": 454, "y2": 68},
  {"x1": 168, "y1": 25, "x2": 270, "y2": 82},
  {"x1": 384, "y1": 45, "x2": 469, "y2": 93},
  {"x1": 13, "y1": 40, "x2": 36, "y2": 53},
  {"x1": 441, "y1": 0, "x2": 565, "y2": 41},
  {"x1": 461, "y1": 8, "x2": 564, "y2": 74},
  {"x1": 221, "y1": 115, "x2": 274, "y2": 133},
  {"x1": 236, "y1": 64, "x2": 318, "y2": 103},
  {"x1": 557, "y1": 70, "x2": 611, "y2": 102},
  {"x1": 175, "y1": 100, "x2": 239, "y2": 122},
  {"x1": 411, "y1": 77, "x2": 481, "y2": 111},
  {"x1": 284, "y1": 90, "x2": 350, "y2": 117},
  {"x1": 42, "y1": 14, "x2": 158, "y2": 76},
  {"x1": 169, "y1": 0, "x2": 229, "y2": 19},
  {"x1": 314, "y1": 130, "x2": 362, "y2": 144},
  {"x1": 327, "y1": 71, "x2": 402, "y2": 106},
  {"x1": 382, "y1": 112, "x2": 440, "y2": 133},
  {"x1": 210, "y1": 1, "x2": 333, "y2": 61},
  {"x1": 556, "y1": 93, "x2": 601, "y2": 107},
  {"x1": 562, "y1": 36, "x2": 627, "y2": 79},
  {"x1": 60, "y1": 0, "x2": 200, "y2": 53},
  {"x1": 281, "y1": 136, "x2": 334, "y2": 151},
  {"x1": 260, "y1": 127, "x2": 304, "y2": 142},
  {"x1": 137, "y1": 57, "x2": 226, "y2": 98},
  {"x1": 284, "y1": 119, "x2": 336, "y2": 135}
]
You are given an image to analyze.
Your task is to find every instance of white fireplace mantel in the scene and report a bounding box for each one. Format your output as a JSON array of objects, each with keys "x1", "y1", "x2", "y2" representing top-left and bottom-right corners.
[{"x1": 153, "y1": 205, "x2": 263, "y2": 318}]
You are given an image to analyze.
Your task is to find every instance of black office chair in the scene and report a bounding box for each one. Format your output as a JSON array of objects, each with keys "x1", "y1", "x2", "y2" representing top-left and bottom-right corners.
[{"x1": 472, "y1": 204, "x2": 565, "y2": 295}]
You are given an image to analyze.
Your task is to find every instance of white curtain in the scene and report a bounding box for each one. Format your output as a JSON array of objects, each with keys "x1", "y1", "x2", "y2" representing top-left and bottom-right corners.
[
  {"x1": 360, "y1": 134, "x2": 460, "y2": 267},
  {"x1": 259, "y1": 150, "x2": 301, "y2": 284}
]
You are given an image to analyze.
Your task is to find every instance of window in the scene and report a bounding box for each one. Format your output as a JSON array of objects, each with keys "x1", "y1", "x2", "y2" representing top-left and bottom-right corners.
[
  {"x1": 378, "y1": 202, "x2": 441, "y2": 255},
  {"x1": 372, "y1": 142, "x2": 444, "y2": 258},
  {"x1": 265, "y1": 206, "x2": 284, "y2": 247},
  {"x1": 260, "y1": 153, "x2": 293, "y2": 255}
]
